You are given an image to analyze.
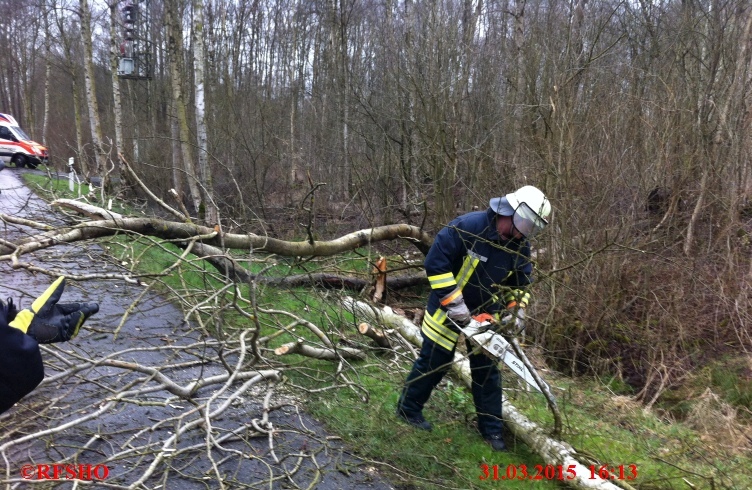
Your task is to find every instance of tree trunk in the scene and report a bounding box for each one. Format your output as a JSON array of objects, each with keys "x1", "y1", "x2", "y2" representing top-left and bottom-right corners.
[
  {"x1": 42, "y1": 3, "x2": 52, "y2": 147},
  {"x1": 166, "y1": 0, "x2": 202, "y2": 216},
  {"x1": 72, "y1": 65, "x2": 87, "y2": 176},
  {"x1": 79, "y1": 0, "x2": 107, "y2": 178},
  {"x1": 54, "y1": 1, "x2": 88, "y2": 176},
  {"x1": 339, "y1": 0, "x2": 350, "y2": 200},
  {"x1": 0, "y1": 213, "x2": 433, "y2": 259},
  {"x1": 170, "y1": 105, "x2": 184, "y2": 201},
  {"x1": 110, "y1": 2, "x2": 125, "y2": 180},
  {"x1": 274, "y1": 340, "x2": 366, "y2": 361},
  {"x1": 192, "y1": 0, "x2": 218, "y2": 225},
  {"x1": 683, "y1": 168, "x2": 708, "y2": 256}
]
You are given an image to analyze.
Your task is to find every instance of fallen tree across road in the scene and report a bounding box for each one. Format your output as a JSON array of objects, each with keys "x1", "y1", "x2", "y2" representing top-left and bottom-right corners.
[{"x1": 0, "y1": 210, "x2": 433, "y2": 261}]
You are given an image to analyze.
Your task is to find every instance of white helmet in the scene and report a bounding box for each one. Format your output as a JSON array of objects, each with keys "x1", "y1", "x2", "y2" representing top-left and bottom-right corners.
[{"x1": 489, "y1": 185, "x2": 551, "y2": 238}]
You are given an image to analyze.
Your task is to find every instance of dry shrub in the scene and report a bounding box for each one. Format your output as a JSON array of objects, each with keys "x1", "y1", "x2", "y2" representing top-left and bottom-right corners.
[
  {"x1": 606, "y1": 395, "x2": 642, "y2": 414},
  {"x1": 684, "y1": 388, "x2": 751, "y2": 454},
  {"x1": 602, "y1": 395, "x2": 643, "y2": 427},
  {"x1": 535, "y1": 220, "x2": 750, "y2": 406}
]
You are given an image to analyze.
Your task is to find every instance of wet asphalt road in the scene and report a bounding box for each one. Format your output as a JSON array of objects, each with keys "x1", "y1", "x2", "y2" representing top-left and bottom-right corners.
[{"x1": 0, "y1": 167, "x2": 396, "y2": 489}]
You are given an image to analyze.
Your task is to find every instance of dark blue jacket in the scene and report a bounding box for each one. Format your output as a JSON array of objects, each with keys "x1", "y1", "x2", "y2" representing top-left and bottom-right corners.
[
  {"x1": 421, "y1": 208, "x2": 533, "y2": 350},
  {"x1": 0, "y1": 299, "x2": 44, "y2": 414}
]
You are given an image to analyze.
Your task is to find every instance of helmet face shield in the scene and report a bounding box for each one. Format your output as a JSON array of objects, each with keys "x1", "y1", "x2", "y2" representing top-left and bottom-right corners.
[{"x1": 512, "y1": 202, "x2": 549, "y2": 238}]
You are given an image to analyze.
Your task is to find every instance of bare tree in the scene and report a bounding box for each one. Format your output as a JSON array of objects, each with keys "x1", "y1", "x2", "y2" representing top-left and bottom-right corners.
[
  {"x1": 5, "y1": 2, "x2": 752, "y2": 484},
  {"x1": 52, "y1": 1, "x2": 89, "y2": 175},
  {"x1": 41, "y1": 0, "x2": 52, "y2": 146},
  {"x1": 192, "y1": 0, "x2": 218, "y2": 224},
  {"x1": 110, "y1": 1, "x2": 125, "y2": 177},
  {"x1": 165, "y1": 0, "x2": 201, "y2": 215},
  {"x1": 79, "y1": 0, "x2": 107, "y2": 177}
]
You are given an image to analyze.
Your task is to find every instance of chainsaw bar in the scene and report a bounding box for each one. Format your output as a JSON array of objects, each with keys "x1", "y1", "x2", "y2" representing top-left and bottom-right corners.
[{"x1": 459, "y1": 320, "x2": 549, "y2": 393}]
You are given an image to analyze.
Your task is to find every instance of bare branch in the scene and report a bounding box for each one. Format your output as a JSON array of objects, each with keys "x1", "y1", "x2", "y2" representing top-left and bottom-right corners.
[{"x1": 274, "y1": 340, "x2": 366, "y2": 361}]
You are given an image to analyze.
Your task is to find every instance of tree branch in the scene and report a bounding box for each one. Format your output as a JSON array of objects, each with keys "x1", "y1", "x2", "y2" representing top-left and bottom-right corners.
[{"x1": 274, "y1": 340, "x2": 366, "y2": 361}]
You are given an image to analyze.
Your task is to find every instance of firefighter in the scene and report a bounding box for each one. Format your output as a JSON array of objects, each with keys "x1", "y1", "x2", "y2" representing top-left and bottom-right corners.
[
  {"x1": 396, "y1": 185, "x2": 551, "y2": 451},
  {"x1": 0, "y1": 277, "x2": 99, "y2": 414}
]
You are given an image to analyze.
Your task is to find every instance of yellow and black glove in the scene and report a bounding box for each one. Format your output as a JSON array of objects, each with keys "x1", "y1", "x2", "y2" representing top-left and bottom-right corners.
[
  {"x1": 503, "y1": 289, "x2": 530, "y2": 310},
  {"x1": 493, "y1": 289, "x2": 529, "y2": 333},
  {"x1": 9, "y1": 277, "x2": 99, "y2": 344}
]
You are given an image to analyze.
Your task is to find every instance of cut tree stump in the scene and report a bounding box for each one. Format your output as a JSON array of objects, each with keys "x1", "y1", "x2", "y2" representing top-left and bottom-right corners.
[{"x1": 358, "y1": 322, "x2": 391, "y2": 349}]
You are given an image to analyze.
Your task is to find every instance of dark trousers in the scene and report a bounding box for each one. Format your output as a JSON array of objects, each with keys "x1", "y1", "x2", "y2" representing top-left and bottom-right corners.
[{"x1": 397, "y1": 332, "x2": 503, "y2": 438}]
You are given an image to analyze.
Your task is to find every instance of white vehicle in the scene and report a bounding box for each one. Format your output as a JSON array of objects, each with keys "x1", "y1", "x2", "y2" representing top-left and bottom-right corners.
[{"x1": 0, "y1": 113, "x2": 48, "y2": 169}]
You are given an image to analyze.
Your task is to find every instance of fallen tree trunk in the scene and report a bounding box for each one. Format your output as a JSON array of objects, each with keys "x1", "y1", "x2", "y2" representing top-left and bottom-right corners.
[
  {"x1": 0, "y1": 214, "x2": 433, "y2": 258},
  {"x1": 52, "y1": 199, "x2": 123, "y2": 220},
  {"x1": 342, "y1": 297, "x2": 624, "y2": 490},
  {"x1": 176, "y1": 242, "x2": 427, "y2": 292}
]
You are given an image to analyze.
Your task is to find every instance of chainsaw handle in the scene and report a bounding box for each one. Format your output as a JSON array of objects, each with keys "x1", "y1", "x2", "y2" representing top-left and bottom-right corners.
[{"x1": 472, "y1": 313, "x2": 495, "y2": 323}]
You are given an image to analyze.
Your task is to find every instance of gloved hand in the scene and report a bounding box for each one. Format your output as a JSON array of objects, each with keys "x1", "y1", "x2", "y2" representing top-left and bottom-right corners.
[
  {"x1": 443, "y1": 294, "x2": 471, "y2": 325},
  {"x1": 504, "y1": 289, "x2": 530, "y2": 309},
  {"x1": 9, "y1": 277, "x2": 99, "y2": 344},
  {"x1": 496, "y1": 306, "x2": 525, "y2": 334}
]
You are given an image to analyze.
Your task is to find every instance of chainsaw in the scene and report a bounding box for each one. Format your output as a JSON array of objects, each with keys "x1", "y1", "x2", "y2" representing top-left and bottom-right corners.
[{"x1": 450, "y1": 314, "x2": 549, "y2": 393}]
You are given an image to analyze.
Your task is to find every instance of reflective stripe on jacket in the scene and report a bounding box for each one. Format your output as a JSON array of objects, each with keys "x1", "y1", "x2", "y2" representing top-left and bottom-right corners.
[{"x1": 422, "y1": 208, "x2": 533, "y2": 351}]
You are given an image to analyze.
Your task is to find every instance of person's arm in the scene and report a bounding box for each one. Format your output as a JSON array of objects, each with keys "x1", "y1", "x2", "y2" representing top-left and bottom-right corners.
[
  {"x1": 425, "y1": 222, "x2": 473, "y2": 324},
  {"x1": 1, "y1": 277, "x2": 99, "y2": 414},
  {"x1": 0, "y1": 299, "x2": 44, "y2": 414}
]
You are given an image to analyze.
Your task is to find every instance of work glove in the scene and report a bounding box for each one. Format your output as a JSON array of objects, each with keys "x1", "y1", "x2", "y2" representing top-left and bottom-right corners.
[
  {"x1": 497, "y1": 305, "x2": 526, "y2": 335},
  {"x1": 442, "y1": 293, "x2": 471, "y2": 326},
  {"x1": 9, "y1": 277, "x2": 99, "y2": 344},
  {"x1": 499, "y1": 289, "x2": 530, "y2": 335},
  {"x1": 504, "y1": 289, "x2": 530, "y2": 309}
]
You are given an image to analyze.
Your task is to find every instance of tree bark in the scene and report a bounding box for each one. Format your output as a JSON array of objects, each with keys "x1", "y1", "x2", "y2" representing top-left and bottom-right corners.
[
  {"x1": 51, "y1": 199, "x2": 123, "y2": 220},
  {"x1": 171, "y1": 240, "x2": 429, "y2": 290},
  {"x1": 42, "y1": 2, "x2": 52, "y2": 146}
]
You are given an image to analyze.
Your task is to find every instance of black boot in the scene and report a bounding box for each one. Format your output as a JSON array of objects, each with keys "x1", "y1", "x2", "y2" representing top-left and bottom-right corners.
[
  {"x1": 395, "y1": 409, "x2": 433, "y2": 431},
  {"x1": 484, "y1": 434, "x2": 507, "y2": 452}
]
